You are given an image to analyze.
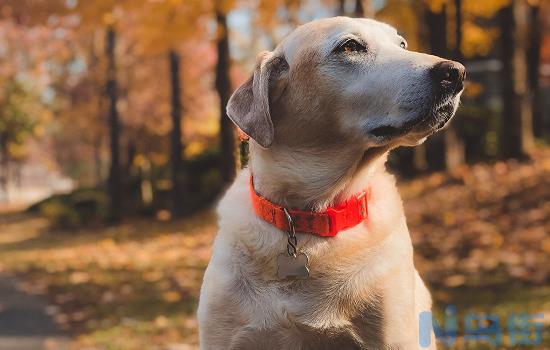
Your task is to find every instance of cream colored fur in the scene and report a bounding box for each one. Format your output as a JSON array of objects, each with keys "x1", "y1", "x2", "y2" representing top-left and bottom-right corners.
[{"x1": 198, "y1": 16, "x2": 464, "y2": 350}]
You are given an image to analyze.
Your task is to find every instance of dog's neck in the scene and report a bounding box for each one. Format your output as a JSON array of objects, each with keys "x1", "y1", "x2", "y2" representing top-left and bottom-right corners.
[{"x1": 249, "y1": 143, "x2": 389, "y2": 211}]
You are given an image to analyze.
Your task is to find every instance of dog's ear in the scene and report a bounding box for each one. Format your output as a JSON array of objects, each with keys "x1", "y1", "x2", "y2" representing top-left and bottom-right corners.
[{"x1": 227, "y1": 51, "x2": 288, "y2": 148}]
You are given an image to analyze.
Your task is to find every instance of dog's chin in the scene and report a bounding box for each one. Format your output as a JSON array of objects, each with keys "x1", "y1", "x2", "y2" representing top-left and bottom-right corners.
[
  {"x1": 360, "y1": 97, "x2": 459, "y2": 165},
  {"x1": 366, "y1": 97, "x2": 459, "y2": 147}
]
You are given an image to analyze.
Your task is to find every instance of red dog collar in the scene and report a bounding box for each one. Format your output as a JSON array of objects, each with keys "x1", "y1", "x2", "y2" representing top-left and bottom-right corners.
[{"x1": 250, "y1": 177, "x2": 369, "y2": 237}]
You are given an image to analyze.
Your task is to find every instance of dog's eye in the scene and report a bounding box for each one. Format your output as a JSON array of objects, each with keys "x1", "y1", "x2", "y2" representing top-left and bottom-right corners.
[
  {"x1": 400, "y1": 41, "x2": 407, "y2": 49},
  {"x1": 338, "y1": 39, "x2": 366, "y2": 53}
]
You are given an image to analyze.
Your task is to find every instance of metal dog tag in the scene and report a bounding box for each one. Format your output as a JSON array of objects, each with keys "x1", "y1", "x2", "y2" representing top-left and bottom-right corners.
[{"x1": 277, "y1": 252, "x2": 310, "y2": 280}]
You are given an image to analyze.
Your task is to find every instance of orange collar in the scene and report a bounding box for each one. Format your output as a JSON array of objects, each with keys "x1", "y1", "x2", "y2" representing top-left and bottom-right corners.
[{"x1": 250, "y1": 177, "x2": 369, "y2": 237}]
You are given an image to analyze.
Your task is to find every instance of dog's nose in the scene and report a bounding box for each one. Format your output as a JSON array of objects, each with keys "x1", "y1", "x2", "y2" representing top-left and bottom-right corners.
[{"x1": 430, "y1": 61, "x2": 466, "y2": 93}]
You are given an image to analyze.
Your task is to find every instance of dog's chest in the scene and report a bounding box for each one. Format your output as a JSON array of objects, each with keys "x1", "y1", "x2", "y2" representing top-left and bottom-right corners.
[
  {"x1": 237, "y1": 275, "x2": 384, "y2": 349},
  {"x1": 234, "y1": 277, "x2": 387, "y2": 349}
]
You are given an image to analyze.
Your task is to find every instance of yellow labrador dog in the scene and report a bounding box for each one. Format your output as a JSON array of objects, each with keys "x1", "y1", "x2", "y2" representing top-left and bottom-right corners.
[{"x1": 198, "y1": 17, "x2": 464, "y2": 350}]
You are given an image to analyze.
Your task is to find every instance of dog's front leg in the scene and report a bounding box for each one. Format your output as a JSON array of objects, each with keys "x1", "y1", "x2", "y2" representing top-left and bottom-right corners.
[{"x1": 379, "y1": 265, "x2": 430, "y2": 349}]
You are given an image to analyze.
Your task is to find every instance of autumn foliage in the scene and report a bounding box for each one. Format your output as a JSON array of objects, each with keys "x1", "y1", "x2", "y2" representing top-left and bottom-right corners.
[{"x1": 0, "y1": 0, "x2": 548, "y2": 348}]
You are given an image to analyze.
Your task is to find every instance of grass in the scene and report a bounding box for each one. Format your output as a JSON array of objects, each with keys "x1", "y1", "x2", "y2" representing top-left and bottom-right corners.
[{"x1": 0, "y1": 150, "x2": 549, "y2": 349}]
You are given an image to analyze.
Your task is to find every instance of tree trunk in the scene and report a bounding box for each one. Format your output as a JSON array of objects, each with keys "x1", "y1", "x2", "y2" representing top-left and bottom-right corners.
[
  {"x1": 528, "y1": 3, "x2": 543, "y2": 138},
  {"x1": 0, "y1": 138, "x2": 9, "y2": 203},
  {"x1": 453, "y1": 0, "x2": 463, "y2": 62},
  {"x1": 499, "y1": 0, "x2": 534, "y2": 159},
  {"x1": 93, "y1": 75, "x2": 104, "y2": 187},
  {"x1": 126, "y1": 141, "x2": 136, "y2": 175},
  {"x1": 215, "y1": 6, "x2": 236, "y2": 184},
  {"x1": 93, "y1": 134, "x2": 102, "y2": 186},
  {"x1": 353, "y1": 0, "x2": 373, "y2": 18},
  {"x1": 106, "y1": 26, "x2": 122, "y2": 219},
  {"x1": 90, "y1": 32, "x2": 104, "y2": 187},
  {"x1": 337, "y1": 0, "x2": 345, "y2": 16},
  {"x1": 169, "y1": 49, "x2": 184, "y2": 217},
  {"x1": 444, "y1": 0, "x2": 465, "y2": 171},
  {"x1": 424, "y1": 4, "x2": 448, "y2": 171}
]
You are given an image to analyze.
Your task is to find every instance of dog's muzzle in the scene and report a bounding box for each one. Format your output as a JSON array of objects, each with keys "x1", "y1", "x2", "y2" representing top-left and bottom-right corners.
[{"x1": 430, "y1": 60, "x2": 466, "y2": 96}]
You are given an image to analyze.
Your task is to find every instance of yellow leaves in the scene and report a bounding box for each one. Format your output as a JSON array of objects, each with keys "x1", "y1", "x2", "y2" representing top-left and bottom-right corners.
[
  {"x1": 185, "y1": 141, "x2": 206, "y2": 158},
  {"x1": 404, "y1": 149, "x2": 550, "y2": 286},
  {"x1": 133, "y1": 153, "x2": 148, "y2": 168},
  {"x1": 69, "y1": 271, "x2": 91, "y2": 284},
  {"x1": 0, "y1": 208, "x2": 218, "y2": 347},
  {"x1": 143, "y1": 270, "x2": 164, "y2": 282},
  {"x1": 167, "y1": 0, "x2": 184, "y2": 6},
  {"x1": 463, "y1": 0, "x2": 509, "y2": 17},
  {"x1": 130, "y1": 0, "x2": 209, "y2": 54},
  {"x1": 162, "y1": 290, "x2": 182, "y2": 302},
  {"x1": 154, "y1": 315, "x2": 169, "y2": 328},
  {"x1": 102, "y1": 12, "x2": 116, "y2": 26},
  {"x1": 492, "y1": 233, "x2": 504, "y2": 248},
  {"x1": 417, "y1": 0, "x2": 510, "y2": 59},
  {"x1": 377, "y1": 1, "x2": 422, "y2": 51},
  {"x1": 444, "y1": 274, "x2": 466, "y2": 287},
  {"x1": 462, "y1": 22, "x2": 498, "y2": 58},
  {"x1": 184, "y1": 115, "x2": 220, "y2": 157},
  {"x1": 463, "y1": 80, "x2": 484, "y2": 98},
  {"x1": 442, "y1": 211, "x2": 456, "y2": 226},
  {"x1": 216, "y1": 0, "x2": 236, "y2": 15},
  {"x1": 150, "y1": 152, "x2": 169, "y2": 166},
  {"x1": 156, "y1": 209, "x2": 172, "y2": 221},
  {"x1": 425, "y1": 0, "x2": 451, "y2": 13},
  {"x1": 99, "y1": 238, "x2": 117, "y2": 249},
  {"x1": 33, "y1": 124, "x2": 46, "y2": 138},
  {"x1": 6, "y1": 142, "x2": 29, "y2": 160}
]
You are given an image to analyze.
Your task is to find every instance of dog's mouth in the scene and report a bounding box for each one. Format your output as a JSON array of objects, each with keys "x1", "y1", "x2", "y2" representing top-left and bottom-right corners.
[
  {"x1": 369, "y1": 97, "x2": 458, "y2": 140},
  {"x1": 426, "y1": 98, "x2": 457, "y2": 132},
  {"x1": 370, "y1": 125, "x2": 411, "y2": 138},
  {"x1": 369, "y1": 116, "x2": 424, "y2": 139}
]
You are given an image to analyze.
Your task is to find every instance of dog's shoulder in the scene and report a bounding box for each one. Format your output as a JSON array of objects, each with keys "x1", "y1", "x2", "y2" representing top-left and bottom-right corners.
[{"x1": 217, "y1": 168, "x2": 253, "y2": 227}]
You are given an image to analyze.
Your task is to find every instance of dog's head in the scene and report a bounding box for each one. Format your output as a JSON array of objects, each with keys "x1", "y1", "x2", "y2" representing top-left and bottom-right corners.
[{"x1": 228, "y1": 16, "x2": 465, "y2": 152}]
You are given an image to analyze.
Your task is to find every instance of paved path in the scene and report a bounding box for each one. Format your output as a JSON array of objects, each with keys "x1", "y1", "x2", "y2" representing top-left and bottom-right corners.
[{"x1": 0, "y1": 276, "x2": 70, "y2": 350}]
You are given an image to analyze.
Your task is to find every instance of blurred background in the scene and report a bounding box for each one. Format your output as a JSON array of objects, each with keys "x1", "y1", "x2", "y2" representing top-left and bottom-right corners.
[{"x1": 0, "y1": 0, "x2": 548, "y2": 349}]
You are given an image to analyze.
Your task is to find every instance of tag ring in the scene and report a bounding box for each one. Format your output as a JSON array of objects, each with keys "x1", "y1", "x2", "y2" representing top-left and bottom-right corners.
[{"x1": 283, "y1": 208, "x2": 298, "y2": 257}]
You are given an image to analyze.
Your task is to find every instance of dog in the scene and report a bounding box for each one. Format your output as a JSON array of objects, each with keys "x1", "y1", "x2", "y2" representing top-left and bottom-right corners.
[{"x1": 198, "y1": 16, "x2": 465, "y2": 350}]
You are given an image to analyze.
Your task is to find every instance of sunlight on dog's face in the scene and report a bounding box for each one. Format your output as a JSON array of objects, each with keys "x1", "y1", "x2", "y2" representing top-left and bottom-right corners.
[
  {"x1": 227, "y1": 17, "x2": 465, "y2": 152},
  {"x1": 278, "y1": 17, "x2": 465, "y2": 148}
]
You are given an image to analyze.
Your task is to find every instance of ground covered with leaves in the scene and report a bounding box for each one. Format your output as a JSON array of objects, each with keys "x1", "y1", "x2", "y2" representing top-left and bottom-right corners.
[
  {"x1": 405, "y1": 149, "x2": 550, "y2": 349},
  {"x1": 0, "y1": 150, "x2": 549, "y2": 350}
]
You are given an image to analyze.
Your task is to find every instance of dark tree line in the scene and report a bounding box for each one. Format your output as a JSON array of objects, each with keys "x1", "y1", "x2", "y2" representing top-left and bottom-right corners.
[
  {"x1": 106, "y1": 26, "x2": 121, "y2": 221},
  {"x1": 421, "y1": 0, "x2": 542, "y2": 173},
  {"x1": 101, "y1": 0, "x2": 545, "y2": 219}
]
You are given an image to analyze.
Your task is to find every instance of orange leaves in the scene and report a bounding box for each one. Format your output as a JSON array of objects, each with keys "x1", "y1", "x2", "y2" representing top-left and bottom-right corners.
[
  {"x1": 128, "y1": 0, "x2": 210, "y2": 55},
  {"x1": 73, "y1": 0, "x2": 128, "y2": 28},
  {"x1": 425, "y1": 0, "x2": 450, "y2": 13},
  {"x1": 462, "y1": 0, "x2": 509, "y2": 17},
  {"x1": 423, "y1": 0, "x2": 509, "y2": 15},
  {"x1": 1, "y1": 148, "x2": 550, "y2": 347},
  {"x1": 162, "y1": 290, "x2": 182, "y2": 303},
  {"x1": 376, "y1": 1, "x2": 420, "y2": 51},
  {"x1": 444, "y1": 274, "x2": 467, "y2": 287},
  {"x1": 0, "y1": 209, "x2": 217, "y2": 348},
  {"x1": 404, "y1": 149, "x2": 550, "y2": 287},
  {"x1": 214, "y1": 0, "x2": 237, "y2": 16},
  {"x1": 69, "y1": 271, "x2": 92, "y2": 284},
  {"x1": 461, "y1": 21, "x2": 498, "y2": 57},
  {"x1": 405, "y1": 0, "x2": 514, "y2": 58}
]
